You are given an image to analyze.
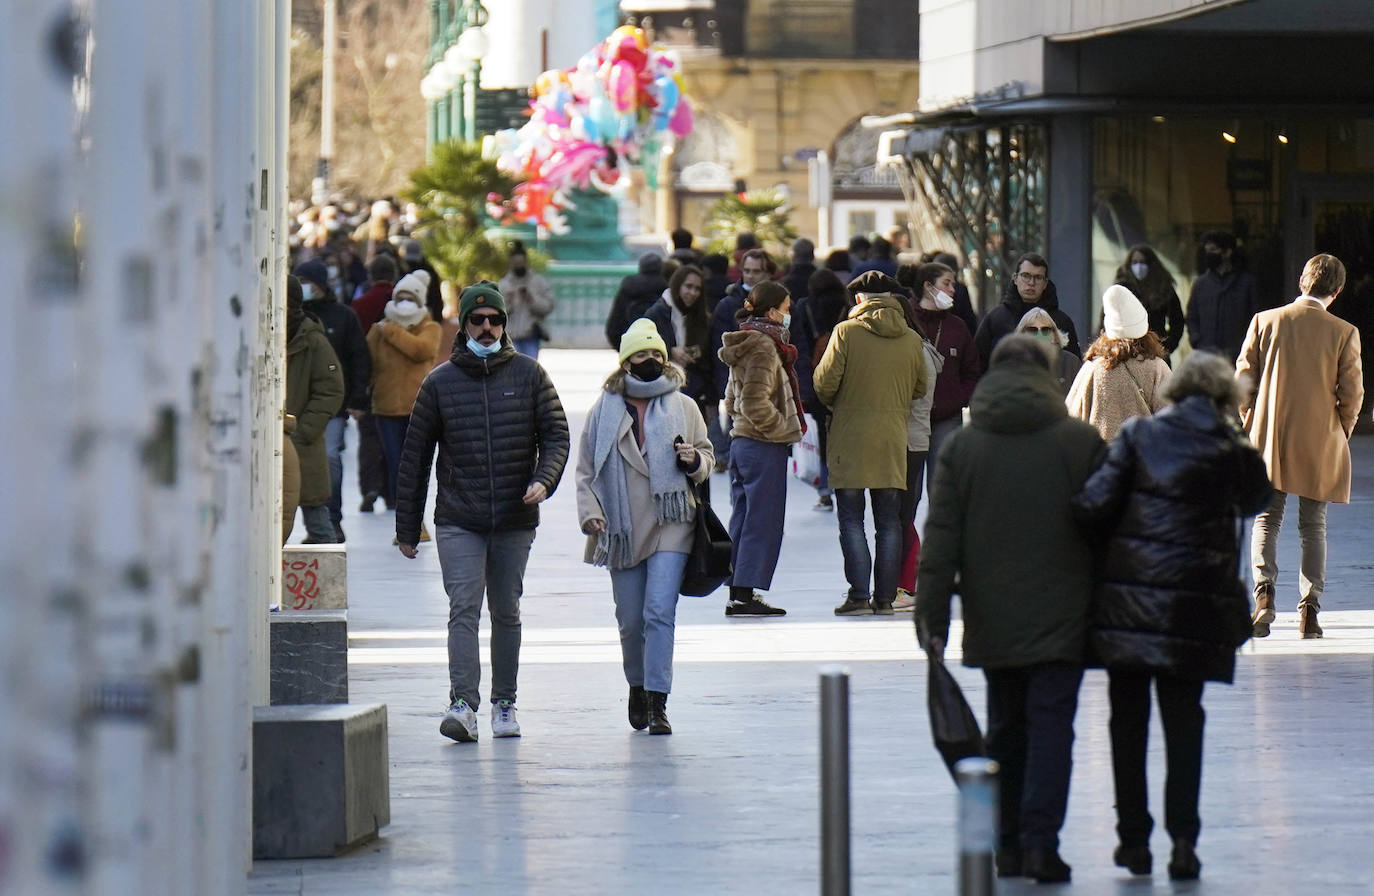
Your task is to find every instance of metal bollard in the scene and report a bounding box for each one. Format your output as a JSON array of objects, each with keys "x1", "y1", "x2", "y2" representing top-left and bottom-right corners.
[
  {"x1": 820, "y1": 665, "x2": 850, "y2": 896},
  {"x1": 955, "y1": 757, "x2": 1000, "y2": 896}
]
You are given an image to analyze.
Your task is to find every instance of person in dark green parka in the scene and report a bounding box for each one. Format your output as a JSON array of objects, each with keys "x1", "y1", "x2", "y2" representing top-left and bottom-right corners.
[
  {"x1": 285, "y1": 274, "x2": 345, "y2": 543},
  {"x1": 915, "y1": 334, "x2": 1104, "y2": 884}
]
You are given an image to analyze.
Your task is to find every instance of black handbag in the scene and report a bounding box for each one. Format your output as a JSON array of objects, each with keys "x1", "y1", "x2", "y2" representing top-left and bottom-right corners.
[
  {"x1": 927, "y1": 654, "x2": 986, "y2": 781},
  {"x1": 679, "y1": 479, "x2": 732, "y2": 597}
]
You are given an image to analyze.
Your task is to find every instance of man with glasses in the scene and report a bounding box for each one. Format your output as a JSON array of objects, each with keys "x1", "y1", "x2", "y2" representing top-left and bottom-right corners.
[
  {"x1": 974, "y1": 253, "x2": 1082, "y2": 370},
  {"x1": 394, "y1": 281, "x2": 570, "y2": 743}
]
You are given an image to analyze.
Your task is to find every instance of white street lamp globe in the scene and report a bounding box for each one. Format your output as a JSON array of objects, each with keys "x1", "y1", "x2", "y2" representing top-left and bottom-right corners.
[
  {"x1": 444, "y1": 43, "x2": 471, "y2": 69},
  {"x1": 456, "y1": 26, "x2": 489, "y2": 63},
  {"x1": 420, "y1": 74, "x2": 446, "y2": 101},
  {"x1": 430, "y1": 59, "x2": 461, "y2": 92}
]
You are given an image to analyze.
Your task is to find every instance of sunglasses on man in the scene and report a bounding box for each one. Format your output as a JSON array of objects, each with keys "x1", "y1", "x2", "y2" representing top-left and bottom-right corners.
[{"x1": 467, "y1": 312, "x2": 507, "y2": 328}]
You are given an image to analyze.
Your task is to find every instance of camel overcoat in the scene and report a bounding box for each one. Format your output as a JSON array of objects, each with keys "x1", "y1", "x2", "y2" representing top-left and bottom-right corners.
[
  {"x1": 1236, "y1": 296, "x2": 1364, "y2": 503},
  {"x1": 367, "y1": 317, "x2": 442, "y2": 416},
  {"x1": 813, "y1": 293, "x2": 928, "y2": 489}
]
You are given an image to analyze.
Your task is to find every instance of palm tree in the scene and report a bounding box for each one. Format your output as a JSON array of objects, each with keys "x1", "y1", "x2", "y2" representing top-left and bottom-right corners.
[
  {"x1": 403, "y1": 140, "x2": 516, "y2": 288},
  {"x1": 704, "y1": 189, "x2": 799, "y2": 259}
]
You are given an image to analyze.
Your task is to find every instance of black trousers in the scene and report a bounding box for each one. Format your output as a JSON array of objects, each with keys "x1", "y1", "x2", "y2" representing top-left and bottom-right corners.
[
  {"x1": 984, "y1": 663, "x2": 1084, "y2": 853},
  {"x1": 1108, "y1": 669, "x2": 1206, "y2": 847},
  {"x1": 356, "y1": 412, "x2": 392, "y2": 505}
]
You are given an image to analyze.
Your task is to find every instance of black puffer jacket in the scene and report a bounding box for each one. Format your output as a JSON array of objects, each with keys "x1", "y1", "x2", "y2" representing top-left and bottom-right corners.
[
  {"x1": 973, "y1": 279, "x2": 1081, "y2": 370},
  {"x1": 303, "y1": 296, "x2": 371, "y2": 413},
  {"x1": 395, "y1": 339, "x2": 569, "y2": 543},
  {"x1": 1071, "y1": 395, "x2": 1272, "y2": 683}
]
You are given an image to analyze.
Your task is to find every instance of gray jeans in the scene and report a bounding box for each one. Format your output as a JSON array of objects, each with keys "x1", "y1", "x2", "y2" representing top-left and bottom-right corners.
[
  {"x1": 1251, "y1": 490, "x2": 1328, "y2": 611},
  {"x1": 435, "y1": 525, "x2": 536, "y2": 710}
]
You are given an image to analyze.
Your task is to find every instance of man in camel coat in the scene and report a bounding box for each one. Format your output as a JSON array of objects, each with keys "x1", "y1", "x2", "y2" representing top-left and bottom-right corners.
[{"x1": 1237, "y1": 253, "x2": 1364, "y2": 639}]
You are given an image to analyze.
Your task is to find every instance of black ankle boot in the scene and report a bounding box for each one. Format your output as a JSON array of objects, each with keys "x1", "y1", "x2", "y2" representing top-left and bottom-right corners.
[
  {"x1": 646, "y1": 690, "x2": 672, "y2": 735},
  {"x1": 1023, "y1": 848, "x2": 1071, "y2": 884},
  {"x1": 1168, "y1": 841, "x2": 1200, "y2": 880},
  {"x1": 627, "y1": 686, "x2": 648, "y2": 731}
]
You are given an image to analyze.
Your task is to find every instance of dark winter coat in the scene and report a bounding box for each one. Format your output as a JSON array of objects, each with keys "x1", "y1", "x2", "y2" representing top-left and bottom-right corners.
[
  {"x1": 605, "y1": 257, "x2": 668, "y2": 348},
  {"x1": 914, "y1": 306, "x2": 981, "y2": 423},
  {"x1": 916, "y1": 362, "x2": 1105, "y2": 669},
  {"x1": 1071, "y1": 396, "x2": 1272, "y2": 683},
  {"x1": 644, "y1": 296, "x2": 715, "y2": 402},
  {"x1": 394, "y1": 339, "x2": 570, "y2": 544},
  {"x1": 285, "y1": 315, "x2": 345, "y2": 507},
  {"x1": 973, "y1": 279, "x2": 1081, "y2": 370},
  {"x1": 781, "y1": 261, "x2": 816, "y2": 304},
  {"x1": 1186, "y1": 268, "x2": 1258, "y2": 363},
  {"x1": 303, "y1": 296, "x2": 371, "y2": 413},
  {"x1": 1111, "y1": 276, "x2": 1186, "y2": 353},
  {"x1": 710, "y1": 284, "x2": 748, "y2": 397}
]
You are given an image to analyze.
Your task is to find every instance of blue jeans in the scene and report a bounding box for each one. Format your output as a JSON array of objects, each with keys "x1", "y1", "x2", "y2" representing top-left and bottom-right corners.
[
  {"x1": 324, "y1": 415, "x2": 346, "y2": 525},
  {"x1": 834, "y1": 487, "x2": 903, "y2": 602},
  {"x1": 609, "y1": 551, "x2": 688, "y2": 693},
  {"x1": 435, "y1": 525, "x2": 536, "y2": 710},
  {"x1": 375, "y1": 415, "x2": 410, "y2": 506},
  {"x1": 984, "y1": 663, "x2": 1084, "y2": 852},
  {"x1": 727, "y1": 437, "x2": 789, "y2": 590},
  {"x1": 514, "y1": 336, "x2": 541, "y2": 358}
]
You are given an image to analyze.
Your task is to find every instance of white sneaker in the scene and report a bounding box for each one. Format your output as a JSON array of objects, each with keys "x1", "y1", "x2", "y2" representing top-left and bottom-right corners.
[
  {"x1": 440, "y1": 699, "x2": 479, "y2": 743},
  {"x1": 892, "y1": 589, "x2": 917, "y2": 612},
  {"x1": 491, "y1": 700, "x2": 521, "y2": 738}
]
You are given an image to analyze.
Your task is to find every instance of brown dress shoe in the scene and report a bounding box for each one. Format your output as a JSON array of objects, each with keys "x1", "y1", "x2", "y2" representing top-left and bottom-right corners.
[
  {"x1": 1299, "y1": 606, "x2": 1323, "y2": 639},
  {"x1": 1252, "y1": 582, "x2": 1276, "y2": 638}
]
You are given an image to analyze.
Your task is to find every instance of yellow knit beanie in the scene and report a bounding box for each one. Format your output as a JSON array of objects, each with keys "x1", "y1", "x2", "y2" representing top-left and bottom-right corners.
[{"x1": 618, "y1": 318, "x2": 668, "y2": 365}]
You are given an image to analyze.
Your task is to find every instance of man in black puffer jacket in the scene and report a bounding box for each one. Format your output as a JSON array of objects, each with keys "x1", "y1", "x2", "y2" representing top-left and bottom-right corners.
[
  {"x1": 973, "y1": 252, "x2": 1081, "y2": 370},
  {"x1": 395, "y1": 281, "x2": 570, "y2": 745}
]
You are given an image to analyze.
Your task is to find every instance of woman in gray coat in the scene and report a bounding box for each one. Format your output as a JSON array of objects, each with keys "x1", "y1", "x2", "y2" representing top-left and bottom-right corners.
[{"x1": 576, "y1": 318, "x2": 714, "y2": 735}]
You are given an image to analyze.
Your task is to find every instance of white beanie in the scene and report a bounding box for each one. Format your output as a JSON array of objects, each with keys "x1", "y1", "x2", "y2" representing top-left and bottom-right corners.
[
  {"x1": 1102, "y1": 284, "x2": 1148, "y2": 340},
  {"x1": 393, "y1": 269, "x2": 431, "y2": 301}
]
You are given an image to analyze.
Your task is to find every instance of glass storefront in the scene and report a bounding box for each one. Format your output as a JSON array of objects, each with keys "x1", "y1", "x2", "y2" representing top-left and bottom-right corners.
[{"x1": 1091, "y1": 115, "x2": 1374, "y2": 345}]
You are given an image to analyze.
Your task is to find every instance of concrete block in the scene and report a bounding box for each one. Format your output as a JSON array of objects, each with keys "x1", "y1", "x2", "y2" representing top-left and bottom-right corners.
[
  {"x1": 253, "y1": 703, "x2": 390, "y2": 859},
  {"x1": 270, "y1": 610, "x2": 348, "y2": 705},
  {"x1": 281, "y1": 544, "x2": 347, "y2": 611}
]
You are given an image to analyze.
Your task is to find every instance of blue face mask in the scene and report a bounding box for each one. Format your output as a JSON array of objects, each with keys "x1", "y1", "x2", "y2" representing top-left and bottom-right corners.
[{"x1": 467, "y1": 337, "x2": 501, "y2": 358}]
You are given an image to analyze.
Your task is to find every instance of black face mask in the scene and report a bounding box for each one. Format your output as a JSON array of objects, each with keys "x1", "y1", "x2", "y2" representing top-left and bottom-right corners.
[
  {"x1": 1204, "y1": 251, "x2": 1224, "y2": 270},
  {"x1": 628, "y1": 358, "x2": 664, "y2": 382},
  {"x1": 511, "y1": 265, "x2": 528, "y2": 277}
]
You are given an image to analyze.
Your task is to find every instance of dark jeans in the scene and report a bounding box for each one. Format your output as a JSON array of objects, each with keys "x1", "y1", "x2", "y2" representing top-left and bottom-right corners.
[
  {"x1": 1109, "y1": 670, "x2": 1206, "y2": 847},
  {"x1": 834, "y1": 487, "x2": 903, "y2": 602},
  {"x1": 899, "y1": 451, "x2": 927, "y2": 593},
  {"x1": 375, "y1": 415, "x2": 410, "y2": 505},
  {"x1": 727, "y1": 437, "x2": 789, "y2": 590},
  {"x1": 357, "y1": 411, "x2": 391, "y2": 504},
  {"x1": 984, "y1": 663, "x2": 1084, "y2": 852}
]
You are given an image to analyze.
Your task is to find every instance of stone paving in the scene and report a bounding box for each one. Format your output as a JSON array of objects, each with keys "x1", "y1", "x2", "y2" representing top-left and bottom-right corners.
[{"x1": 250, "y1": 349, "x2": 1374, "y2": 895}]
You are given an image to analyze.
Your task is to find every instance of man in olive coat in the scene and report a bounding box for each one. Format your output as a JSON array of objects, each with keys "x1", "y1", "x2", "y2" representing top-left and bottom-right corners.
[
  {"x1": 284, "y1": 275, "x2": 346, "y2": 543},
  {"x1": 814, "y1": 271, "x2": 927, "y2": 615},
  {"x1": 1237, "y1": 253, "x2": 1364, "y2": 639},
  {"x1": 916, "y1": 334, "x2": 1104, "y2": 884}
]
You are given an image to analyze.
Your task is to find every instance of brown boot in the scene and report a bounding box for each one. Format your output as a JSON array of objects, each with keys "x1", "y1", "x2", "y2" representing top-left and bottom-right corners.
[
  {"x1": 1299, "y1": 606, "x2": 1323, "y2": 639},
  {"x1": 1252, "y1": 582, "x2": 1276, "y2": 638}
]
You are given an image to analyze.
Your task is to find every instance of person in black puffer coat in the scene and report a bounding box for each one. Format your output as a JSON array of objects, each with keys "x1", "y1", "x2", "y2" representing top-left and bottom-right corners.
[
  {"x1": 1071, "y1": 351, "x2": 1271, "y2": 882},
  {"x1": 395, "y1": 281, "x2": 570, "y2": 745},
  {"x1": 605, "y1": 254, "x2": 669, "y2": 349}
]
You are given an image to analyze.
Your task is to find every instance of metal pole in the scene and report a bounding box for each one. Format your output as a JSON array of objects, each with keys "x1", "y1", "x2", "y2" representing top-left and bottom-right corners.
[
  {"x1": 955, "y1": 757, "x2": 1000, "y2": 896},
  {"x1": 319, "y1": 0, "x2": 335, "y2": 194},
  {"x1": 820, "y1": 665, "x2": 850, "y2": 896}
]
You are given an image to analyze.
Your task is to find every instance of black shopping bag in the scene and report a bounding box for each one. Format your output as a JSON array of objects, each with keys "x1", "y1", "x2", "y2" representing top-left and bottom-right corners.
[
  {"x1": 927, "y1": 654, "x2": 986, "y2": 780},
  {"x1": 679, "y1": 480, "x2": 732, "y2": 597}
]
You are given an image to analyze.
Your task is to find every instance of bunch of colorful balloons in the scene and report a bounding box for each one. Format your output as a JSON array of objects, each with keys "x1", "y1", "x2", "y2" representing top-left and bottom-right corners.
[{"x1": 486, "y1": 25, "x2": 694, "y2": 233}]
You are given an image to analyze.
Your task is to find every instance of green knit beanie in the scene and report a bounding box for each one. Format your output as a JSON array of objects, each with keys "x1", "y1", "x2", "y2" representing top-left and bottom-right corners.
[{"x1": 459, "y1": 281, "x2": 507, "y2": 320}]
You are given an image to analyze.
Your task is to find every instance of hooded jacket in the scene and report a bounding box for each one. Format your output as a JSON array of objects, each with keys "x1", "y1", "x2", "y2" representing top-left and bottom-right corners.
[
  {"x1": 1072, "y1": 396, "x2": 1272, "y2": 682},
  {"x1": 302, "y1": 294, "x2": 371, "y2": 414},
  {"x1": 813, "y1": 293, "x2": 928, "y2": 489},
  {"x1": 916, "y1": 362, "x2": 1104, "y2": 669},
  {"x1": 394, "y1": 339, "x2": 570, "y2": 543},
  {"x1": 366, "y1": 314, "x2": 442, "y2": 417},
  {"x1": 605, "y1": 256, "x2": 668, "y2": 348},
  {"x1": 285, "y1": 315, "x2": 345, "y2": 507},
  {"x1": 973, "y1": 279, "x2": 1081, "y2": 370},
  {"x1": 719, "y1": 327, "x2": 803, "y2": 445}
]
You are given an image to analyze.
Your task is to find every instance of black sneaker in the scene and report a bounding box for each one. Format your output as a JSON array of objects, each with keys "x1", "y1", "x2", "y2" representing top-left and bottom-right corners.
[
  {"x1": 725, "y1": 593, "x2": 787, "y2": 617},
  {"x1": 359, "y1": 491, "x2": 379, "y2": 513}
]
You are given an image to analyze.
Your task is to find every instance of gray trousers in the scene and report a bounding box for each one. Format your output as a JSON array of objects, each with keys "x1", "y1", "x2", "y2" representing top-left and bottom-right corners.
[
  {"x1": 435, "y1": 525, "x2": 536, "y2": 710},
  {"x1": 1251, "y1": 490, "x2": 1328, "y2": 611}
]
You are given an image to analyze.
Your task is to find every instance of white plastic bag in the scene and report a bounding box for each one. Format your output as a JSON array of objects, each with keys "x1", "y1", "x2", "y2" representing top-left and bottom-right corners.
[{"x1": 790, "y1": 413, "x2": 822, "y2": 486}]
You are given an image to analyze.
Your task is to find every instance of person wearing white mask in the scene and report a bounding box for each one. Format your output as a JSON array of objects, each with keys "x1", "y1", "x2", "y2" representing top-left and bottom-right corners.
[
  {"x1": 1016, "y1": 308, "x2": 1082, "y2": 396},
  {"x1": 1112, "y1": 244, "x2": 1186, "y2": 357},
  {"x1": 367, "y1": 269, "x2": 442, "y2": 540}
]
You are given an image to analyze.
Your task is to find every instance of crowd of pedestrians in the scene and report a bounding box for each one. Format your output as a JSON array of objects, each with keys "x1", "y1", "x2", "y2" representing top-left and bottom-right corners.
[{"x1": 281, "y1": 207, "x2": 1363, "y2": 883}]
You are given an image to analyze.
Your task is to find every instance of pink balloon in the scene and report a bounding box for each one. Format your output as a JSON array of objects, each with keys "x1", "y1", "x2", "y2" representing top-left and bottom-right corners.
[
  {"x1": 608, "y1": 60, "x2": 636, "y2": 113},
  {"x1": 668, "y1": 99, "x2": 693, "y2": 137}
]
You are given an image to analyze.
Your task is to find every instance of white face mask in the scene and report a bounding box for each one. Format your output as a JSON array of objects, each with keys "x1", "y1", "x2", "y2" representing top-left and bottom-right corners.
[
  {"x1": 1130, "y1": 262, "x2": 1149, "y2": 281},
  {"x1": 931, "y1": 288, "x2": 955, "y2": 311},
  {"x1": 394, "y1": 299, "x2": 420, "y2": 315},
  {"x1": 326, "y1": 265, "x2": 340, "y2": 279},
  {"x1": 301, "y1": 283, "x2": 317, "y2": 301}
]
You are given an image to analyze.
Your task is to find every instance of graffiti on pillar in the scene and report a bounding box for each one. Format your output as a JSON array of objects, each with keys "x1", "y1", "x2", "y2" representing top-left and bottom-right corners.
[{"x1": 282, "y1": 556, "x2": 321, "y2": 610}]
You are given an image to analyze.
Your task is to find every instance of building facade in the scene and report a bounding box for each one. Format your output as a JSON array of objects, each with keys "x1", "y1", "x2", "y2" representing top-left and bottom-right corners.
[{"x1": 897, "y1": 0, "x2": 1374, "y2": 373}]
